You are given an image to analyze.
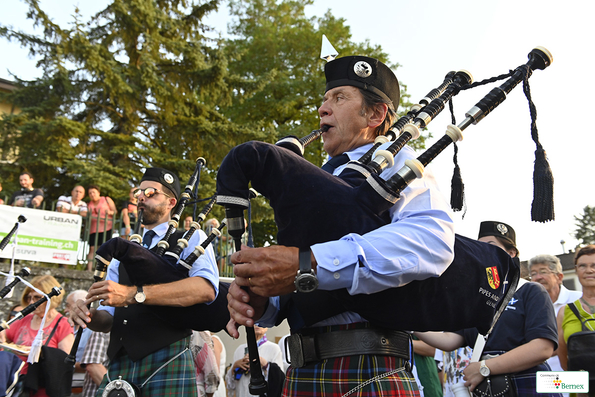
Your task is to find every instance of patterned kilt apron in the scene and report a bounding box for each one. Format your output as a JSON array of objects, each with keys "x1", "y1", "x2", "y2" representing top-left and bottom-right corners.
[
  {"x1": 481, "y1": 352, "x2": 562, "y2": 397},
  {"x1": 510, "y1": 362, "x2": 562, "y2": 397},
  {"x1": 282, "y1": 354, "x2": 420, "y2": 397},
  {"x1": 96, "y1": 337, "x2": 197, "y2": 397}
]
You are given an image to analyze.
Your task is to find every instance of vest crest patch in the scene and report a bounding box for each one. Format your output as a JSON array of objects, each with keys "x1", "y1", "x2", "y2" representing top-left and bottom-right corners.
[{"x1": 486, "y1": 266, "x2": 500, "y2": 289}]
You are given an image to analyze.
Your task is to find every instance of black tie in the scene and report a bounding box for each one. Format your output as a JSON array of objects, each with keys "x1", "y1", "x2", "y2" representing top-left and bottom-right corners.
[
  {"x1": 142, "y1": 230, "x2": 156, "y2": 248},
  {"x1": 321, "y1": 153, "x2": 349, "y2": 174}
]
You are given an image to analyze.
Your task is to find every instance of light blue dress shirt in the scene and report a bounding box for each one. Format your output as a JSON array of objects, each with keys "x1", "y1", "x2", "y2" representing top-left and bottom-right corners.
[
  {"x1": 259, "y1": 142, "x2": 455, "y2": 327},
  {"x1": 97, "y1": 222, "x2": 219, "y2": 316}
]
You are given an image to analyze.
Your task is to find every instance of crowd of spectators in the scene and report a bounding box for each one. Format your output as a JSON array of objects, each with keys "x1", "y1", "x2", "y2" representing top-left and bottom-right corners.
[{"x1": 0, "y1": 175, "x2": 239, "y2": 273}]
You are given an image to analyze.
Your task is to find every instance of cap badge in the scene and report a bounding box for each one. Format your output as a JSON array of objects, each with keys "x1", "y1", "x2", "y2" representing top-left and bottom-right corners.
[
  {"x1": 164, "y1": 173, "x2": 174, "y2": 184},
  {"x1": 354, "y1": 61, "x2": 372, "y2": 78},
  {"x1": 496, "y1": 223, "x2": 508, "y2": 235}
]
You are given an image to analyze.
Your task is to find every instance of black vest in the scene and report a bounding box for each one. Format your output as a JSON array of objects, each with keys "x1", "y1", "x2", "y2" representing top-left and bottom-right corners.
[{"x1": 107, "y1": 230, "x2": 191, "y2": 362}]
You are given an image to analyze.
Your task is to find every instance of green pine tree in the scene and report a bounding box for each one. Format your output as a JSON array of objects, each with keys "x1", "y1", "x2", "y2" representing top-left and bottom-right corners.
[
  {"x1": 0, "y1": 0, "x2": 261, "y2": 205},
  {"x1": 574, "y1": 205, "x2": 595, "y2": 246}
]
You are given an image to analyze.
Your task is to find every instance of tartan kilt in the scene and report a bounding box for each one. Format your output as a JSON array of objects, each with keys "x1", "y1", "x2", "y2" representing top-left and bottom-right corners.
[
  {"x1": 282, "y1": 354, "x2": 420, "y2": 397},
  {"x1": 96, "y1": 337, "x2": 197, "y2": 397}
]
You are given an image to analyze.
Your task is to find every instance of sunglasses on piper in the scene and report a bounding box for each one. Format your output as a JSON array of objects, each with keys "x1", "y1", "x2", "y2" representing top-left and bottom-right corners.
[{"x1": 133, "y1": 187, "x2": 172, "y2": 199}]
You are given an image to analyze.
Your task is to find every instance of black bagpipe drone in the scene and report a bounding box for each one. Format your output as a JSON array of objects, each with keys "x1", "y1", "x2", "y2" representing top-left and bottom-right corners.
[
  {"x1": 0, "y1": 216, "x2": 31, "y2": 300},
  {"x1": 0, "y1": 215, "x2": 27, "y2": 253},
  {"x1": 215, "y1": 46, "x2": 554, "y2": 337}
]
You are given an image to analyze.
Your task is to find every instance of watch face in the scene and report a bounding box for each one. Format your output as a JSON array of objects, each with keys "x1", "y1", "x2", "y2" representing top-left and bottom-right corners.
[
  {"x1": 480, "y1": 365, "x2": 490, "y2": 377},
  {"x1": 295, "y1": 273, "x2": 318, "y2": 293},
  {"x1": 135, "y1": 292, "x2": 146, "y2": 303}
]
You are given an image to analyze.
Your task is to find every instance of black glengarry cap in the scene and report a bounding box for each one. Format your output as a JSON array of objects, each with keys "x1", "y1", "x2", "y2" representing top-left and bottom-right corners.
[
  {"x1": 478, "y1": 221, "x2": 516, "y2": 246},
  {"x1": 324, "y1": 56, "x2": 400, "y2": 108},
  {"x1": 141, "y1": 168, "x2": 181, "y2": 200}
]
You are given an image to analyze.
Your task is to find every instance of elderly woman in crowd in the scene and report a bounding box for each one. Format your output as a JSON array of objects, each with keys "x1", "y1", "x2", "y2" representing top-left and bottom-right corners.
[{"x1": 0, "y1": 275, "x2": 74, "y2": 397}]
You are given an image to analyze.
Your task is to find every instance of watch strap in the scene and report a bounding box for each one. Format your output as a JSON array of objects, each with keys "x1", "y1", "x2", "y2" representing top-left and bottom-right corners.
[
  {"x1": 135, "y1": 285, "x2": 145, "y2": 304},
  {"x1": 299, "y1": 248, "x2": 312, "y2": 273},
  {"x1": 480, "y1": 360, "x2": 490, "y2": 376}
]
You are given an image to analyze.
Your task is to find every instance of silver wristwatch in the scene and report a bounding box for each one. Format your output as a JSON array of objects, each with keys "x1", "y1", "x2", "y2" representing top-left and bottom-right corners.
[
  {"x1": 479, "y1": 360, "x2": 491, "y2": 377},
  {"x1": 294, "y1": 249, "x2": 318, "y2": 293},
  {"x1": 134, "y1": 286, "x2": 146, "y2": 304}
]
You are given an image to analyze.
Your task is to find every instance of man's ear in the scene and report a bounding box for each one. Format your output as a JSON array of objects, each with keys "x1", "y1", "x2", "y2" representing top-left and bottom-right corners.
[{"x1": 367, "y1": 103, "x2": 388, "y2": 129}]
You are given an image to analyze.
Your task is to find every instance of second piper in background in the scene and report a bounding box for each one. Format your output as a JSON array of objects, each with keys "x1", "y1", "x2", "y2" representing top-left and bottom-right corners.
[{"x1": 71, "y1": 167, "x2": 220, "y2": 397}]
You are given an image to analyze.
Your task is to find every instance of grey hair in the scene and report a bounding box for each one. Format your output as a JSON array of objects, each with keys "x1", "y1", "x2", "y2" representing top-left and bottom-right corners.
[
  {"x1": 358, "y1": 88, "x2": 397, "y2": 137},
  {"x1": 528, "y1": 254, "x2": 562, "y2": 274},
  {"x1": 67, "y1": 289, "x2": 88, "y2": 302}
]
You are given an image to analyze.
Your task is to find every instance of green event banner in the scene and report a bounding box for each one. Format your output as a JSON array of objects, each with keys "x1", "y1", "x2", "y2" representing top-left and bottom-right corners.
[{"x1": 0, "y1": 206, "x2": 82, "y2": 265}]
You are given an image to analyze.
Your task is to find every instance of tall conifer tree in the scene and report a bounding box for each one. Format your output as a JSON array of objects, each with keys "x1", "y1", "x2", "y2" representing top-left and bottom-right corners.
[{"x1": 0, "y1": 0, "x2": 261, "y2": 201}]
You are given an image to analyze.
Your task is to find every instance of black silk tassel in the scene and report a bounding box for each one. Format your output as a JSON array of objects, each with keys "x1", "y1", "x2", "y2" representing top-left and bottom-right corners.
[
  {"x1": 450, "y1": 143, "x2": 465, "y2": 213},
  {"x1": 524, "y1": 75, "x2": 554, "y2": 222}
]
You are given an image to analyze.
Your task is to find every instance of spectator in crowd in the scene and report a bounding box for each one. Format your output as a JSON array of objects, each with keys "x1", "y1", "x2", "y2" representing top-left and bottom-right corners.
[
  {"x1": 0, "y1": 275, "x2": 74, "y2": 397},
  {"x1": 225, "y1": 326, "x2": 284, "y2": 397},
  {"x1": 435, "y1": 347, "x2": 474, "y2": 397},
  {"x1": 529, "y1": 254, "x2": 582, "y2": 375},
  {"x1": 8, "y1": 172, "x2": 44, "y2": 209},
  {"x1": 80, "y1": 330, "x2": 109, "y2": 397},
  {"x1": 211, "y1": 333, "x2": 227, "y2": 397},
  {"x1": 86, "y1": 185, "x2": 116, "y2": 270},
  {"x1": 191, "y1": 331, "x2": 220, "y2": 397},
  {"x1": 120, "y1": 187, "x2": 139, "y2": 237},
  {"x1": 65, "y1": 290, "x2": 88, "y2": 329},
  {"x1": 413, "y1": 337, "x2": 443, "y2": 396},
  {"x1": 56, "y1": 185, "x2": 88, "y2": 216},
  {"x1": 184, "y1": 215, "x2": 193, "y2": 231},
  {"x1": 557, "y1": 245, "x2": 595, "y2": 396},
  {"x1": 6, "y1": 303, "x2": 24, "y2": 321},
  {"x1": 64, "y1": 290, "x2": 89, "y2": 395}
]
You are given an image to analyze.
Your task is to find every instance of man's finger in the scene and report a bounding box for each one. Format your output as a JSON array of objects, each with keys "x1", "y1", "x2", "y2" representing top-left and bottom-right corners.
[{"x1": 226, "y1": 319, "x2": 240, "y2": 338}]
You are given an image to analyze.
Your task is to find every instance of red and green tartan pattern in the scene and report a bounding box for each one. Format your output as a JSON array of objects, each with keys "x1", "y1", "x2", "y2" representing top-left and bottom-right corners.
[
  {"x1": 96, "y1": 338, "x2": 198, "y2": 397},
  {"x1": 282, "y1": 354, "x2": 420, "y2": 397}
]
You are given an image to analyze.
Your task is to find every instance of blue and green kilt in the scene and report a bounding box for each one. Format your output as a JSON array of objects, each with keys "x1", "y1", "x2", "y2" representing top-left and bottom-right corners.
[
  {"x1": 511, "y1": 363, "x2": 562, "y2": 397},
  {"x1": 283, "y1": 355, "x2": 420, "y2": 397},
  {"x1": 96, "y1": 337, "x2": 197, "y2": 397}
]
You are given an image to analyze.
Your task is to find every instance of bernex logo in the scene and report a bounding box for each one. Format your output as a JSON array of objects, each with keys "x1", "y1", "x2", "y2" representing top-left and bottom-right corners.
[
  {"x1": 536, "y1": 371, "x2": 589, "y2": 393},
  {"x1": 486, "y1": 266, "x2": 500, "y2": 289}
]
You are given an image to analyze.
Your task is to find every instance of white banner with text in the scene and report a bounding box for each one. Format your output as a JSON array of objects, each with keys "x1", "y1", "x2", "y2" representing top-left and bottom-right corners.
[{"x1": 0, "y1": 206, "x2": 82, "y2": 265}]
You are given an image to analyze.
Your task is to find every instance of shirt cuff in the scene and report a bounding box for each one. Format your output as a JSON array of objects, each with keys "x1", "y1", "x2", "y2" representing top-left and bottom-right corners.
[
  {"x1": 96, "y1": 304, "x2": 115, "y2": 316},
  {"x1": 311, "y1": 239, "x2": 361, "y2": 290}
]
